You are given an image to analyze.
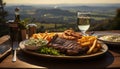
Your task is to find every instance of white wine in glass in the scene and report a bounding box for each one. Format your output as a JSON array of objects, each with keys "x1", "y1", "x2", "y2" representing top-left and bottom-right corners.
[{"x1": 77, "y1": 12, "x2": 90, "y2": 36}]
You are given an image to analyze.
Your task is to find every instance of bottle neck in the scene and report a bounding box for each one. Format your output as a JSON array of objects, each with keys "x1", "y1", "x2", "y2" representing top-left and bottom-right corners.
[
  {"x1": 14, "y1": 13, "x2": 20, "y2": 23},
  {"x1": 14, "y1": 8, "x2": 20, "y2": 23}
]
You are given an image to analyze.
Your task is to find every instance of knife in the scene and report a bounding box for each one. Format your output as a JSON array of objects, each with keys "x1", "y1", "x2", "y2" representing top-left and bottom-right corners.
[{"x1": 12, "y1": 41, "x2": 19, "y2": 62}]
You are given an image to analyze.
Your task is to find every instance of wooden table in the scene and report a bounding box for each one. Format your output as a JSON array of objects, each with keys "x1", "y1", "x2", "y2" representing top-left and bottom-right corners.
[{"x1": 0, "y1": 30, "x2": 120, "y2": 69}]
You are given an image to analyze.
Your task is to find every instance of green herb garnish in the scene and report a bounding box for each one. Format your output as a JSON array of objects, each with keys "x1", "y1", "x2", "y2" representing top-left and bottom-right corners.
[{"x1": 37, "y1": 46, "x2": 61, "y2": 56}]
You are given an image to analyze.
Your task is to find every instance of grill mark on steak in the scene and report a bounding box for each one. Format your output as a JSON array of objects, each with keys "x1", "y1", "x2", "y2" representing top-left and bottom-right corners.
[{"x1": 47, "y1": 35, "x2": 89, "y2": 56}]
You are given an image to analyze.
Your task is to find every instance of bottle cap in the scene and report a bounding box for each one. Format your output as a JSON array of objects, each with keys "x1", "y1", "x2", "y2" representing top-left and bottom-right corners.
[
  {"x1": 15, "y1": 8, "x2": 20, "y2": 15},
  {"x1": 15, "y1": 8, "x2": 20, "y2": 12}
]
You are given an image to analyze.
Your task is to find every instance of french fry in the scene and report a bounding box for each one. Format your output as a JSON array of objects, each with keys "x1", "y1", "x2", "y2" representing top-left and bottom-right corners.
[
  {"x1": 81, "y1": 41, "x2": 91, "y2": 46},
  {"x1": 32, "y1": 32, "x2": 56, "y2": 42},
  {"x1": 87, "y1": 39, "x2": 97, "y2": 54}
]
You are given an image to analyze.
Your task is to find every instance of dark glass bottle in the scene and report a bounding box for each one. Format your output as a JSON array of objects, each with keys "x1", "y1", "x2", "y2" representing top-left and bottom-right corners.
[
  {"x1": 15, "y1": 8, "x2": 22, "y2": 42},
  {"x1": 10, "y1": 8, "x2": 20, "y2": 42}
]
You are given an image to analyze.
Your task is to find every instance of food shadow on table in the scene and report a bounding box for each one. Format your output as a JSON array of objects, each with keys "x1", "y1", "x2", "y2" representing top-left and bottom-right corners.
[
  {"x1": 17, "y1": 51, "x2": 114, "y2": 69},
  {"x1": 107, "y1": 44, "x2": 120, "y2": 55}
]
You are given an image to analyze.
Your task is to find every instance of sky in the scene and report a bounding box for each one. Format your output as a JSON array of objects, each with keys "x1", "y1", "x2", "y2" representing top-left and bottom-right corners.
[{"x1": 4, "y1": 0, "x2": 120, "y2": 5}]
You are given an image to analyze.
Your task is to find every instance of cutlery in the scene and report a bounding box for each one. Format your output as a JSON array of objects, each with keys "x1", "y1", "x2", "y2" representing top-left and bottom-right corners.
[{"x1": 12, "y1": 41, "x2": 19, "y2": 62}]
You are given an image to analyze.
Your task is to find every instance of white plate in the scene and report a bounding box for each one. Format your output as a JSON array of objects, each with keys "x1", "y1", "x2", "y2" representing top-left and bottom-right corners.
[
  {"x1": 19, "y1": 40, "x2": 108, "y2": 60},
  {"x1": 96, "y1": 33, "x2": 120, "y2": 45}
]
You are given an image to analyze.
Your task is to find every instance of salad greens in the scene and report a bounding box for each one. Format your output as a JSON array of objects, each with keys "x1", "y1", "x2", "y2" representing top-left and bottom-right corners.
[
  {"x1": 37, "y1": 46, "x2": 61, "y2": 56},
  {"x1": 25, "y1": 38, "x2": 48, "y2": 46}
]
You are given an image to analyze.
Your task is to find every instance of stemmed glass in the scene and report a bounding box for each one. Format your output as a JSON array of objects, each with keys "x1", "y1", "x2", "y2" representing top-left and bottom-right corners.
[{"x1": 77, "y1": 11, "x2": 90, "y2": 36}]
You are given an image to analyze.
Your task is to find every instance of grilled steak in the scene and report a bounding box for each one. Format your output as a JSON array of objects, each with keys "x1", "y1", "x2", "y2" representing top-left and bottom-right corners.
[{"x1": 47, "y1": 35, "x2": 89, "y2": 56}]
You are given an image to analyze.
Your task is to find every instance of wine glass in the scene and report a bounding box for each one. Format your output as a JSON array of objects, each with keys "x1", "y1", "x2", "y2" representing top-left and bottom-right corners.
[{"x1": 77, "y1": 11, "x2": 90, "y2": 36}]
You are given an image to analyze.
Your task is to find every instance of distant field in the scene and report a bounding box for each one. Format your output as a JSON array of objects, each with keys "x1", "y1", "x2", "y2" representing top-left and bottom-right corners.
[{"x1": 34, "y1": 23, "x2": 78, "y2": 32}]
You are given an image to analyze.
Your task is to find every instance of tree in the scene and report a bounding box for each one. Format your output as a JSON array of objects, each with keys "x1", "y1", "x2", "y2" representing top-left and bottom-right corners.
[
  {"x1": 0, "y1": 0, "x2": 8, "y2": 37},
  {"x1": 114, "y1": 8, "x2": 120, "y2": 30},
  {"x1": 0, "y1": 0, "x2": 7, "y2": 24},
  {"x1": 101, "y1": 8, "x2": 120, "y2": 30}
]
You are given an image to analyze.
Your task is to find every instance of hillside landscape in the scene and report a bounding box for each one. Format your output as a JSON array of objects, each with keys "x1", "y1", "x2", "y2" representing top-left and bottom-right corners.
[{"x1": 4, "y1": 3, "x2": 120, "y2": 32}]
